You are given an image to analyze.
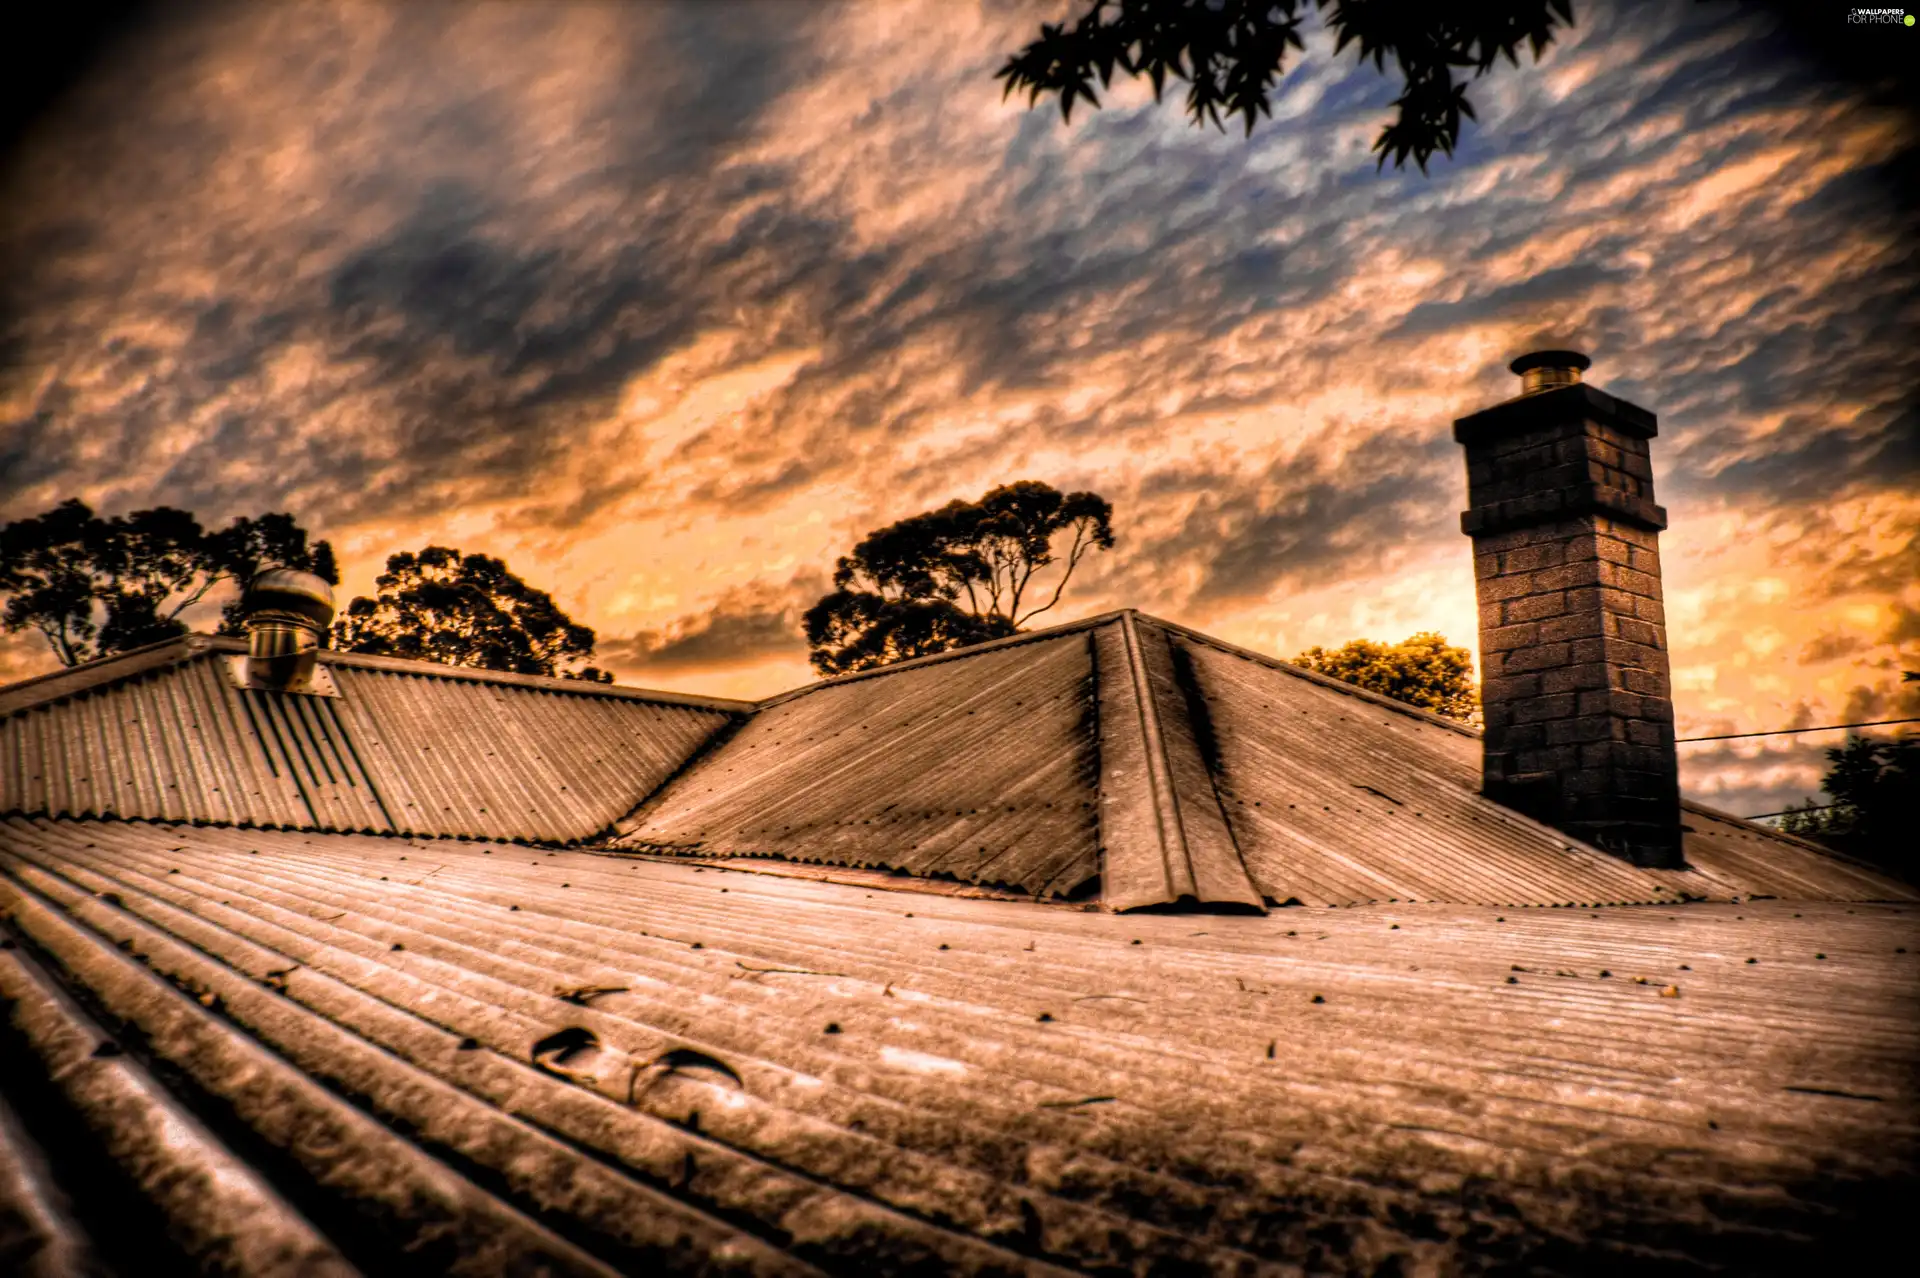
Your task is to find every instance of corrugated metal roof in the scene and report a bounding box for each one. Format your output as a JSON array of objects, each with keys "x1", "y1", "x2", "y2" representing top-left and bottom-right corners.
[
  {"x1": 3, "y1": 815, "x2": 1915, "y2": 1274},
  {"x1": 0, "y1": 636, "x2": 744, "y2": 844},
  {"x1": 619, "y1": 631, "x2": 1104, "y2": 897},
  {"x1": 0, "y1": 647, "x2": 340, "y2": 829},
  {"x1": 322, "y1": 660, "x2": 737, "y2": 841},
  {"x1": 619, "y1": 611, "x2": 1910, "y2": 909},
  {"x1": 1169, "y1": 623, "x2": 1683, "y2": 907},
  {"x1": 1661, "y1": 803, "x2": 1910, "y2": 901},
  {"x1": 1159, "y1": 617, "x2": 1915, "y2": 905},
  {"x1": 2, "y1": 617, "x2": 1904, "y2": 907}
]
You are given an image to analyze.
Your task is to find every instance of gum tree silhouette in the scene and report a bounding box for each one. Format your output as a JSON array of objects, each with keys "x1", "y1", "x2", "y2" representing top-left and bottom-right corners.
[
  {"x1": 999, "y1": 0, "x2": 1577, "y2": 171},
  {"x1": 1291, "y1": 631, "x2": 1479, "y2": 721},
  {"x1": 333, "y1": 546, "x2": 612, "y2": 682},
  {"x1": 0, "y1": 498, "x2": 336, "y2": 666},
  {"x1": 805, "y1": 481, "x2": 1116, "y2": 675}
]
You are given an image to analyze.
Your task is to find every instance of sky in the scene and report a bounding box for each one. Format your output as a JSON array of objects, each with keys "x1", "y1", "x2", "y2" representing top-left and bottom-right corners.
[{"x1": 1, "y1": 0, "x2": 1915, "y2": 820}]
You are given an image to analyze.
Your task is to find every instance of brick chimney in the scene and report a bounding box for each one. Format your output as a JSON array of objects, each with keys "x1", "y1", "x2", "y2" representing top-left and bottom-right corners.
[{"x1": 1452, "y1": 351, "x2": 1684, "y2": 868}]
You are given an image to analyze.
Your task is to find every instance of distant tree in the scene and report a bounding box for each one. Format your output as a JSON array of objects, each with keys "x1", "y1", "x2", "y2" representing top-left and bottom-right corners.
[
  {"x1": 564, "y1": 666, "x2": 616, "y2": 684},
  {"x1": 998, "y1": 0, "x2": 1577, "y2": 171},
  {"x1": 1291, "y1": 631, "x2": 1478, "y2": 721},
  {"x1": 805, "y1": 480, "x2": 1116, "y2": 675},
  {"x1": 1779, "y1": 676, "x2": 1919, "y2": 881},
  {"x1": 332, "y1": 546, "x2": 606, "y2": 680},
  {"x1": 0, "y1": 497, "x2": 336, "y2": 666}
]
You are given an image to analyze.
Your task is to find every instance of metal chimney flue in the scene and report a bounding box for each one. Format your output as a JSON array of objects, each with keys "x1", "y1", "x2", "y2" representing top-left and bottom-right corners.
[
  {"x1": 234, "y1": 568, "x2": 338, "y2": 696},
  {"x1": 1510, "y1": 349, "x2": 1590, "y2": 395}
]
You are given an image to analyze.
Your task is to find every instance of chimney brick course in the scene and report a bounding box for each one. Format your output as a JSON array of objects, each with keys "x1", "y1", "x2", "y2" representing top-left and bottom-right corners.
[{"x1": 1454, "y1": 361, "x2": 1684, "y2": 868}]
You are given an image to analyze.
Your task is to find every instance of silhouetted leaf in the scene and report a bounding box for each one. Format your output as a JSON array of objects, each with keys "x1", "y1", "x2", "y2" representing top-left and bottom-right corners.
[{"x1": 997, "y1": 0, "x2": 1577, "y2": 172}]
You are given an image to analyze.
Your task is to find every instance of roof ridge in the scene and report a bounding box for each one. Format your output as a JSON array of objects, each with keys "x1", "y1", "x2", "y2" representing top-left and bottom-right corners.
[
  {"x1": 1134, "y1": 614, "x2": 1481, "y2": 738},
  {"x1": 751, "y1": 609, "x2": 1133, "y2": 709},
  {"x1": 306, "y1": 643, "x2": 755, "y2": 711},
  {"x1": 675, "y1": 605, "x2": 1479, "y2": 733},
  {"x1": 0, "y1": 632, "x2": 756, "y2": 717},
  {"x1": 1095, "y1": 613, "x2": 1265, "y2": 911}
]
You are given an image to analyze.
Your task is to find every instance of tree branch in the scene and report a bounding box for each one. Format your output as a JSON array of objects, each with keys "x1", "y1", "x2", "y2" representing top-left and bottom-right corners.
[
  {"x1": 1017, "y1": 521, "x2": 1090, "y2": 626},
  {"x1": 161, "y1": 574, "x2": 221, "y2": 621}
]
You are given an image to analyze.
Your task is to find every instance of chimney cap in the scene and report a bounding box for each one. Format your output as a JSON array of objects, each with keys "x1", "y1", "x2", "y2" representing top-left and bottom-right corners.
[
  {"x1": 242, "y1": 567, "x2": 335, "y2": 630},
  {"x1": 1508, "y1": 349, "x2": 1591, "y2": 377}
]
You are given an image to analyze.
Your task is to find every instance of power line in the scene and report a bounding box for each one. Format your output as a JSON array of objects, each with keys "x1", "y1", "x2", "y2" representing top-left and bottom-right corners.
[
  {"x1": 1743, "y1": 803, "x2": 1837, "y2": 821},
  {"x1": 1676, "y1": 717, "x2": 1920, "y2": 744}
]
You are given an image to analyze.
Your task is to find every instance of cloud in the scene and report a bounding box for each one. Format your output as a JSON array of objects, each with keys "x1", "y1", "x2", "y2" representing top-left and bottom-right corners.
[
  {"x1": 1883, "y1": 601, "x2": 1920, "y2": 648},
  {"x1": 1799, "y1": 632, "x2": 1868, "y2": 665},
  {"x1": 1677, "y1": 735, "x2": 1832, "y2": 819},
  {"x1": 1841, "y1": 678, "x2": 1920, "y2": 725},
  {"x1": 1388, "y1": 262, "x2": 1638, "y2": 342},
  {"x1": 1123, "y1": 430, "x2": 1457, "y2": 610},
  {"x1": 599, "y1": 572, "x2": 824, "y2": 677}
]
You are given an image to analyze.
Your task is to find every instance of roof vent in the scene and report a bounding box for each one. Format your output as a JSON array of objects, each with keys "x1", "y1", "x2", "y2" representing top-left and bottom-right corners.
[
  {"x1": 229, "y1": 568, "x2": 339, "y2": 696},
  {"x1": 1509, "y1": 349, "x2": 1590, "y2": 395}
]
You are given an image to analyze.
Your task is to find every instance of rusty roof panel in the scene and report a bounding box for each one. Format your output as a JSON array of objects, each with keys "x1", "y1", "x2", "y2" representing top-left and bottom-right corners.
[
  {"x1": 2, "y1": 815, "x2": 1915, "y2": 1273},
  {"x1": 1, "y1": 639, "x2": 739, "y2": 844},
  {"x1": 616, "y1": 632, "x2": 1103, "y2": 897}
]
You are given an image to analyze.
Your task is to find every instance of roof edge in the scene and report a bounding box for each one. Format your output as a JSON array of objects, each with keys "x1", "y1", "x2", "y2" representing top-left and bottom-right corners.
[
  {"x1": 0, "y1": 636, "x2": 208, "y2": 719},
  {"x1": 0, "y1": 810, "x2": 583, "y2": 848},
  {"x1": 0, "y1": 633, "x2": 756, "y2": 718},
  {"x1": 752, "y1": 609, "x2": 1133, "y2": 709},
  {"x1": 750, "y1": 606, "x2": 1484, "y2": 735},
  {"x1": 297, "y1": 640, "x2": 754, "y2": 711},
  {"x1": 1678, "y1": 796, "x2": 1910, "y2": 873}
]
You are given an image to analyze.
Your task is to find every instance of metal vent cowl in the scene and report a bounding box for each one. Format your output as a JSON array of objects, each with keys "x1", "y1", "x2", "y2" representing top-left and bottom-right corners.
[{"x1": 241, "y1": 568, "x2": 335, "y2": 694}]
